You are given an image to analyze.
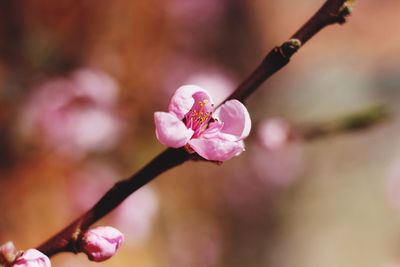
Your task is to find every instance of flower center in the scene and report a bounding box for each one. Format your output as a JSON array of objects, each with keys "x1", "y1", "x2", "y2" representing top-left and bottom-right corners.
[{"x1": 185, "y1": 99, "x2": 213, "y2": 137}]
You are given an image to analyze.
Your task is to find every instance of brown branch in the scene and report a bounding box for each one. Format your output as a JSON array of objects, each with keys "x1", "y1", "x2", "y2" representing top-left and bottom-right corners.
[
  {"x1": 36, "y1": 0, "x2": 353, "y2": 258},
  {"x1": 37, "y1": 148, "x2": 189, "y2": 256},
  {"x1": 227, "y1": 0, "x2": 352, "y2": 103}
]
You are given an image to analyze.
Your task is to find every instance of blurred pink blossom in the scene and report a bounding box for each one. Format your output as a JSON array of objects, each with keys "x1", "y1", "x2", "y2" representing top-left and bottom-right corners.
[
  {"x1": 19, "y1": 68, "x2": 122, "y2": 158},
  {"x1": 69, "y1": 163, "x2": 117, "y2": 212},
  {"x1": 252, "y1": 118, "x2": 304, "y2": 187},
  {"x1": 71, "y1": 69, "x2": 118, "y2": 107},
  {"x1": 221, "y1": 119, "x2": 304, "y2": 220},
  {"x1": 161, "y1": 55, "x2": 236, "y2": 103},
  {"x1": 164, "y1": 0, "x2": 227, "y2": 42},
  {"x1": 110, "y1": 187, "x2": 159, "y2": 247},
  {"x1": 11, "y1": 249, "x2": 51, "y2": 267},
  {"x1": 154, "y1": 85, "x2": 251, "y2": 161},
  {"x1": 185, "y1": 72, "x2": 235, "y2": 105},
  {"x1": 252, "y1": 142, "x2": 304, "y2": 187},
  {"x1": 80, "y1": 226, "x2": 124, "y2": 262},
  {"x1": 257, "y1": 118, "x2": 293, "y2": 150}
]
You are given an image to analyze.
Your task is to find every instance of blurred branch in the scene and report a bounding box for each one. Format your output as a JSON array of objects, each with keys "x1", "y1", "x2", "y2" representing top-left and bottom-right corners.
[
  {"x1": 37, "y1": 0, "x2": 353, "y2": 258},
  {"x1": 301, "y1": 105, "x2": 388, "y2": 141}
]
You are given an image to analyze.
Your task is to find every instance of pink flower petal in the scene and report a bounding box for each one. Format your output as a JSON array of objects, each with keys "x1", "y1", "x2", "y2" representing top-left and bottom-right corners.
[
  {"x1": 154, "y1": 112, "x2": 194, "y2": 148},
  {"x1": 188, "y1": 138, "x2": 245, "y2": 161},
  {"x1": 201, "y1": 121, "x2": 224, "y2": 139},
  {"x1": 12, "y1": 249, "x2": 51, "y2": 267},
  {"x1": 168, "y1": 85, "x2": 211, "y2": 119},
  {"x1": 215, "y1": 100, "x2": 251, "y2": 141}
]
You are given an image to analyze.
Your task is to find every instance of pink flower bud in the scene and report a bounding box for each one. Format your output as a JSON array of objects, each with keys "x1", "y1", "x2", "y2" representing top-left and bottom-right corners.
[
  {"x1": 0, "y1": 241, "x2": 17, "y2": 265},
  {"x1": 80, "y1": 226, "x2": 124, "y2": 262},
  {"x1": 11, "y1": 249, "x2": 51, "y2": 267}
]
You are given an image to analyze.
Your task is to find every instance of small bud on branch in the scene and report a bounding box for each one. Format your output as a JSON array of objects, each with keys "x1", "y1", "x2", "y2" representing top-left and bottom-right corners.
[{"x1": 79, "y1": 226, "x2": 124, "y2": 262}]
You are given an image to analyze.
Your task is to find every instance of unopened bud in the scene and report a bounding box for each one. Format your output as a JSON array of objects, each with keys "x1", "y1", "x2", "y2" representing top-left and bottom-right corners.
[{"x1": 80, "y1": 226, "x2": 124, "y2": 262}]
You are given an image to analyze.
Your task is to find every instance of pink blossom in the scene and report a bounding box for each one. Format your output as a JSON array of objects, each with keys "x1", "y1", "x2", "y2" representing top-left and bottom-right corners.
[
  {"x1": 154, "y1": 85, "x2": 251, "y2": 161},
  {"x1": 71, "y1": 68, "x2": 118, "y2": 108},
  {"x1": 10, "y1": 249, "x2": 51, "y2": 267},
  {"x1": 80, "y1": 226, "x2": 124, "y2": 262},
  {"x1": 252, "y1": 118, "x2": 304, "y2": 187},
  {"x1": 19, "y1": 68, "x2": 122, "y2": 158}
]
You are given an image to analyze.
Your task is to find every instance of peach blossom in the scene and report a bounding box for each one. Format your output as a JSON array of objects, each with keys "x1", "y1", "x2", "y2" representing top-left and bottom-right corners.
[{"x1": 154, "y1": 85, "x2": 251, "y2": 161}]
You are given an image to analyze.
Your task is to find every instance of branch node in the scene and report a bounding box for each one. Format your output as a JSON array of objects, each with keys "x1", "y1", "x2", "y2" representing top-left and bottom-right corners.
[
  {"x1": 69, "y1": 228, "x2": 83, "y2": 254},
  {"x1": 336, "y1": 0, "x2": 354, "y2": 24},
  {"x1": 280, "y1": 38, "x2": 302, "y2": 58}
]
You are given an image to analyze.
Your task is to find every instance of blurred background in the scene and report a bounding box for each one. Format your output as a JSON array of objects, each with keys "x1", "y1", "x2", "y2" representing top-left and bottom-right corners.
[{"x1": 0, "y1": 0, "x2": 400, "y2": 266}]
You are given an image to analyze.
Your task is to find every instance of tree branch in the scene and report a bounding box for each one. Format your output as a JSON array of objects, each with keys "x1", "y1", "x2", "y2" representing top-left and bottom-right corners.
[
  {"x1": 37, "y1": 148, "x2": 189, "y2": 256},
  {"x1": 36, "y1": 0, "x2": 353, "y2": 257},
  {"x1": 301, "y1": 105, "x2": 387, "y2": 141},
  {"x1": 227, "y1": 0, "x2": 352, "y2": 103}
]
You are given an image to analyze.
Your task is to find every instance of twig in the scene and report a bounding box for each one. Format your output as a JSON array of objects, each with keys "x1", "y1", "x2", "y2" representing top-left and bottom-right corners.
[
  {"x1": 227, "y1": 0, "x2": 352, "y2": 103},
  {"x1": 36, "y1": 0, "x2": 353, "y2": 257},
  {"x1": 301, "y1": 105, "x2": 388, "y2": 141}
]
